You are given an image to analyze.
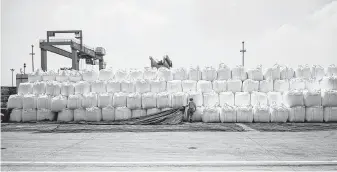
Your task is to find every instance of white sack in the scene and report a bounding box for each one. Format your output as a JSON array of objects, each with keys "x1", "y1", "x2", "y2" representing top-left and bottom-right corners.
[
  {"x1": 167, "y1": 80, "x2": 182, "y2": 93},
  {"x1": 23, "y1": 94, "x2": 37, "y2": 109},
  {"x1": 259, "y1": 80, "x2": 273, "y2": 93},
  {"x1": 274, "y1": 80, "x2": 289, "y2": 93},
  {"x1": 305, "y1": 106, "x2": 323, "y2": 122},
  {"x1": 114, "y1": 69, "x2": 129, "y2": 81},
  {"x1": 197, "y1": 80, "x2": 213, "y2": 93},
  {"x1": 289, "y1": 78, "x2": 306, "y2": 91},
  {"x1": 37, "y1": 94, "x2": 52, "y2": 109},
  {"x1": 81, "y1": 92, "x2": 98, "y2": 108},
  {"x1": 323, "y1": 107, "x2": 337, "y2": 122},
  {"x1": 217, "y1": 63, "x2": 231, "y2": 80},
  {"x1": 7, "y1": 95, "x2": 23, "y2": 109},
  {"x1": 263, "y1": 64, "x2": 280, "y2": 80},
  {"x1": 56, "y1": 70, "x2": 69, "y2": 82},
  {"x1": 112, "y1": 92, "x2": 127, "y2": 107},
  {"x1": 202, "y1": 107, "x2": 220, "y2": 123},
  {"x1": 99, "y1": 68, "x2": 114, "y2": 80},
  {"x1": 243, "y1": 79, "x2": 259, "y2": 92},
  {"x1": 61, "y1": 82, "x2": 75, "y2": 96},
  {"x1": 305, "y1": 79, "x2": 320, "y2": 91},
  {"x1": 171, "y1": 92, "x2": 188, "y2": 108},
  {"x1": 326, "y1": 64, "x2": 337, "y2": 77},
  {"x1": 251, "y1": 92, "x2": 268, "y2": 106},
  {"x1": 135, "y1": 79, "x2": 150, "y2": 93},
  {"x1": 219, "y1": 105, "x2": 236, "y2": 123},
  {"x1": 37, "y1": 109, "x2": 55, "y2": 121},
  {"x1": 283, "y1": 90, "x2": 304, "y2": 107},
  {"x1": 120, "y1": 80, "x2": 134, "y2": 93},
  {"x1": 143, "y1": 67, "x2": 157, "y2": 80},
  {"x1": 187, "y1": 92, "x2": 203, "y2": 107},
  {"x1": 106, "y1": 80, "x2": 121, "y2": 93},
  {"x1": 98, "y1": 93, "x2": 112, "y2": 108},
  {"x1": 188, "y1": 66, "x2": 202, "y2": 81},
  {"x1": 157, "y1": 67, "x2": 173, "y2": 81},
  {"x1": 132, "y1": 109, "x2": 147, "y2": 118},
  {"x1": 51, "y1": 95, "x2": 67, "y2": 112},
  {"x1": 212, "y1": 80, "x2": 227, "y2": 93},
  {"x1": 33, "y1": 81, "x2": 46, "y2": 95},
  {"x1": 142, "y1": 92, "x2": 157, "y2": 109},
  {"x1": 127, "y1": 93, "x2": 142, "y2": 109},
  {"x1": 295, "y1": 65, "x2": 311, "y2": 79},
  {"x1": 102, "y1": 106, "x2": 115, "y2": 121},
  {"x1": 68, "y1": 70, "x2": 82, "y2": 82},
  {"x1": 235, "y1": 92, "x2": 251, "y2": 106},
  {"x1": 82, "y1": 70, "x2": 98, "y2": 82},
  {"x1": 192, "y1": 107, "x2": 205, "y2": 122},
  {"x1": 74, "y1": 81, "x2": 90, "y2": 95},
  {"x1": 172, "y1": 67, "x2": 188, "y2": 80},
  {"x1": 227, "y1": 79, "x2": 242, "y2": 92},
  {"x1": 150, "y1": 79, "x2": 166, "y2": 93},
  {"x1": 203, "y1": 91, "x2": 219, "y2": 107},
  {"x1": 28, "y1": 69, "x2": 43, "y2": 82},
  {"x1": 147, "y1": 108, "x2": 161, "y2": 116},
  {"x1": 219, "y1": 92, "x2": 235, "y2": 106},
  {"x1": 267, "y1": 92, "x2": 282, "y2": 106},
  {"x1": 85, "y1": 107, "x2": 102, "y2": 122},
  {"x1": 247, "y1": 66, "x2": 263, "y2": 81},
  {"x1": 236, "y1": 106, "x2": 253, "y2": 123},
  {"x1": 303, "y1": 90, "x2": 321, "y2": 107},
  {"x1": 18, "y1": 83, "x2": 33, "y2": 95},
  {"x1": 253, "y1": 105, "x2": 270, "y2": 122},
  {"x1": 280, "y1": 66, "x2": 294, "y2": 80},
  {"x1": 10, "y1": 108, "x2": 22, "y2": 122},
  {"x1": 115, "y1": 107, "x2": 132, "y2": 120},
  {"x1": 74, "y1": 108, "x2": 86, "y2": 121},
  {"x1": 129, "y1": 69, "x2": 143, "y2": 81},
  {"x1": 321, "y1": 90, "x2": 337, "y2": 107},
  {"x1": 91, "y1": 80, "x2": 106, "y2": 93},
  {"x1": 182, "y1": 80, "x2": 197, "y2": 92},
  {"x1": 311, "y1": 65, "x2": 325, "y2": 80},
  {"x1": 320, "y1": 76, "x2": 337, "y2": 90},
  {"x1": 270, "y1": 105, "x2": 289, "y2": 123},
  {"x1": 22, "y1": 109, "x2": 37, "y2": 122},
  {"x1": 57, "y1": 109, "x2": 74, "y2": 122},
  {"x1": 156, "y1": 92, "x2": 172, "y2": 108},
  {"x1": 67, "y1": 94, "x2": 83, "y2": 109},
  {"x1": 231, "y1": 66, "x2": 247, "y2": 81},
  {"x1": 202, "y1": 66, "x2": 217, "y2": 81},
  {"x1": 289, "y1": 106, "x2": 305, "y2": 122},
  {"x1": 42, "y1": 70, "x2": 57, "y2": 81}
]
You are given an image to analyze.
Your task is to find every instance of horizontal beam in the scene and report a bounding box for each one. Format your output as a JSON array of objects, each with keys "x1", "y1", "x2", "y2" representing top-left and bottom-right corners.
[
  {"x1": 47, "y1": 30, "x2": 82, "y2": 34},
  {"x1": 40, "y1": 45, "x2": 72, "y2": 59}
]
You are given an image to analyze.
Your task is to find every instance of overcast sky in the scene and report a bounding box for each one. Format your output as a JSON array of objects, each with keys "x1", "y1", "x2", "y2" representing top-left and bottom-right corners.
[{"x1": 1, "y1": 0, "x2": 336, "y2": 86}]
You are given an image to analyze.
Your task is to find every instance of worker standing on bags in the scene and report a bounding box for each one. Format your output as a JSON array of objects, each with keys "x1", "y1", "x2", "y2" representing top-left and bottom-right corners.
[{"x1": 186, "y1": 98, "x2": 196, "y2": 123}]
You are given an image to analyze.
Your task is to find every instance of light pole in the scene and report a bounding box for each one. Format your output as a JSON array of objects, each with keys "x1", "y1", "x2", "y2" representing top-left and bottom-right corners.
[
  {"x1": 10, "y1": 69, "x2": 15, "y2": 87},
  {"x1": 23, "y1": 63, "x2": 26, "y2": 74},
  {"x1": 30, "y1": 45, "x2": 35, "y2": 72},
  {"x1": 240, "y1": 41, "x2": 246, "y2": 66}
]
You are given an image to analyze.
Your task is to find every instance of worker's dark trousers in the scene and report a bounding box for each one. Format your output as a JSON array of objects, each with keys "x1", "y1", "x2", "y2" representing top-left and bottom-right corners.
[{"x1": 187, "y1": 109, "x2": 195, "y2": 122}]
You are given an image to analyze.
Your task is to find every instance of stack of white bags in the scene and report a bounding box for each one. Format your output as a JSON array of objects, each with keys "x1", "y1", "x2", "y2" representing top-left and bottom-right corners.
[{"x1": 7, "y1": 64, "x2": 337, "y2": 123}]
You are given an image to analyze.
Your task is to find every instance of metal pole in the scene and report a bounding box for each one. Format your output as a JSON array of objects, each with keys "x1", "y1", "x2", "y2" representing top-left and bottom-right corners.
[
  {"x1": 30, "y1": 45, "x2": 35, "y2": 72},
  {"x1": 23, "y1": 63, "x2": 26, "y2": 74},
  {"x1": 240, "y1": 41, "x2": 246, "y2": 67},
  {"x1": 10, "y1": 69, "x2": 14, "y2": 87}
]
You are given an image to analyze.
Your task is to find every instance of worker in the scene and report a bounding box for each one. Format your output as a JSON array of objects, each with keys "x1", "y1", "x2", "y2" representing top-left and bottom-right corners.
[{"x1": 186, "y1": 98, "x2": 196, "y2": 123}]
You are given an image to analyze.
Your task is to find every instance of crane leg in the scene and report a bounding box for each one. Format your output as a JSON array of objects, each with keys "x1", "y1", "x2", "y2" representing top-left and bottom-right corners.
[
  {"x1": 99, "y1": 59, "x2": 104, "y2": 70},
  {"x1": 41, "y1": 49, "x2": 47, "y2": 71},
  {"x1": 71, "y1": 48, "x2": 79, "y2": 70}
]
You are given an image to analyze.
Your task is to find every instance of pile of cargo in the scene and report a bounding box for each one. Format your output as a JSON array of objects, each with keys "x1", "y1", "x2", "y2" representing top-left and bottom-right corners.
[{"x1": 6, "y1": 64, "x2": 337, "y2": 123}]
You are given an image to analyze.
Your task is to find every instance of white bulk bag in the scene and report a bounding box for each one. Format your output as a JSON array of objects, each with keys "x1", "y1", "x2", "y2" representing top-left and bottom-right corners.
[
  {"x1": 267, "y1": 92, "x2": 282, "y2": 106},
  {"x1": 270, "y1": 105, "x2": 289, "y2": 122},
  {"x1": 305, "y1": 79, "x2": 320, "y2": 91},
  {"x1": 303, "y1": 90, "x2": 321, "y2": 107},
  {"x1": 192, "y1": 107, "x2": 205, "y2": 122},
  {"x1": 61, "y1": 82, "x2": 75, "y2": 96},
  {"x1": 295, "y1": 65, "x2": 311, "y2": 79},
  {"x1": 135, "y1": 79, "x2": 150, "y2": 93},
  {"x1": 212, "y1": 80, "x2": 227, "y2": 93},
  {"x1": 102, "y1": 106, "x2": 115, "y2": 121},
  {"x1": 182, "y1": 80, "x2": 197, "y2": 92},
  {"x1": 320, "y1": 76, "x2": 337, "y2": 90},
  {"x1": 129, "y1": 68, "x2": 143, "y2": 81},
  {"x1": 67, "y1": 94, "x2": 83, "y2": 109},
  {"x1": 132, "y1": 109, "x2": 147, "y2": 118},
  {"x1": 18, "y1": 83, "x2": 33, "y2": 95},
  {"x1": 22, "y1": 109, "x2": 37, "y2": 122},
  {"x1": 37, "y1": 94, "x2": 52, "y2": 109},
  {"x1": 167, "y1": 80, "x2": 182, "y2": 93},
  {"x1": 120, "y1": 80, "x2": 134, "y2": 93},
  {"x1": 74, "y1": 81, "x2": 91, "y2": 95},
  {"x1": 236, "y1": 106, "x2": 253, "y2": 123},
  {"x1": 326, "y1": 64, "x2": 337, "y2": 77},
  {"x1": 197, "y1": 80, "x2": 212, "y2": 93},
  {"x1": 187, "y1": 92, "x2": 203, "y2": 107},
  {"x1": 243, "y1": 79, "x2": 259, "y2": 92},
  {"x1": 37, "y1": 109, "x2": 55, "y2": 121},
  {"x1": 115, "y1": 107, "x2": 132, "y2": 120},
  {"x1": 321, "y1": 90, "x2": 337, "y2": 107},
  {"x1": 7, "y1": 95, "x2": 23, "y2": 109},
  {"x1": 33, "y1": 81, "x2": 46, "y2": 95},
  {"x1": 247, "y1": 66, "x2": 263, "y2": 81},
  {"x1": 156, "y1": 92, "x2": 172, "y2": 108},
  {"x1": 55, "y1": 70, "x2": 69, "y2": 82},
  {"x1": 274, "y1": 80, "x2": 289, "y2": 93},
  {"x1": 188, "y1": 66, "x2": 202, "y2": 81},
  {"x1": 51, "y1": 95, "x2": 67, "y2": 112},
  {"x1": 45, "y1": 82, "x2": 54, "y2": 95},
  {"x1": 147, "y1": 108, "x2": 161, "y2": 116},
  {"x1": 280, "y1": 66, "x2": 294, "y2": 80},
  {"x1": 203, "y1": 91, "x2": 219, "y2": 107},
  {"x1": 157, "y1": 67, "x2": 173, "y2": 81},
  {"x1": 283, "y1": 90, "x2": 304, "y2": 107},
  {"x1": 23, "y1": 94, "x2": 37, "y2": 109},
  {"x1": 202, "y1": 66, "x2": 217, "y2": 81},
  {"x1": 219, "y1": 105, "x2": 236, "y2": 123},
  {"x1": 172, "y1": 67, "x2": 188, "y2": 80},
  {"x1": 82, "y1": 92, "x2": 98, "y2": 108},
  {"x1": 227, "y1": 79, "x2": 242, "y2": 92},
  {"x1": 235, "y1": 92, "x2": 251, "y2": 106},
  {"x1": 98, "y1": 93, "x2": 112, "y2": 108},
  {"x1": 142, "y1": 92, "x2": 157, "y2": 109},
  {"x1": 58, "y1": 109, "x2": 74, "y2": 122},
  {"x1": 263, "y1": 64, "x2": 280, "y2": 80},
  {"x1": 74, "y1": 108, "x2": 86, "y2": 121},
  {"x1": 127, "y1": 93, "x2": 142, "y2": 109},
  {"x1": 253, "y1": 105, "x2": 270, "y2": 122},
  {"x1": 219, "y1": 92, "x2": 235, "y2": 106},
  {"x1": 150, "y1": 79, "x2": 166, "y2": 93},
  {"x1": 289, "y1": 78, "x2": 306, "y2": 91},
  {"x1": 289, "y1": 106, "x2": 305, "y2": 122},
  {"x1": 85, "y1": 107, "x2": 102, "y2": 122},
  {"x1": 311, "y1": 65, "x2": 325, "y2": 80},
  {"x1": 259, "y1": 80, "x2": 273, "y2": 93},
  {"x1": 42, "y1": 70, "x2": 57, "y2": 81},
  {"x1": 106, "y1": 80, "x2": 121, "y2": 93},
  {"x1": 99, "y1": 68, "x2": 114, "y2": 80},
  {"x1": 231, "y1": 65, "x2": 247, "y2": 81},
  {"x1": 68, "y1": 70, "x2": 82, "y2": 82},
  {"x1": 91, "y1": 80, "x2": 106, "y2": 93},
  {"x1": 171, "y1": 92, "x2": 188, "y2": 108},
  {"x1": 82, "y1": 70, "x2": 98, "y2": 81},
  {"x1": 305, "y1": 106, "x2": 323, "y2": 122},
  {"x1": 114, "y1": 69, "x2": 129, "y2": 81},
  {"x1": 217, "y1": 63, "x2": 231, "y2": 80},
  {"x1": 251, "y1": 92, "x2": 268, "y2": 106},
  {"x1": 323, "y1": 107, "x2": 337, "y2": 122},
  {"x1": 202, "y1": 107, "x2": 220, "y2": 123},
  {"x1": 28, "y1": 69, "x2": 42, "y2": 83},
  {"x1": 10, "y1": 108, "x2": 22, "y2": 122},
  {"x1": 143, "y1": 67, "x2": 157, "y2": 80}
]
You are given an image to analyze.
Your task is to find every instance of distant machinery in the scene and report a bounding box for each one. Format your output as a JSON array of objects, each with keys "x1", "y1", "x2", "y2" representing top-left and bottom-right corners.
[
  {"x1": 149, "y1": 55, "x2": 172, "y2": 69},
  {"x1": 39, "y1": 30, "x2": 106, "y2": 71}
]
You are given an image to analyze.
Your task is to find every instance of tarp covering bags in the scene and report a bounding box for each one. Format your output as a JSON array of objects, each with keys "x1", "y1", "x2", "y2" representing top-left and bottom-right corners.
[
  {"x1": 267, "y1": 92, "x2": 283, "y2": 106},
  {"x1": 22, "y1": 109, "x2": 37, "y2": 122},
  {"x1": 98, "y1": 93, "x2": 113, "y2": 108},
  {"x1": 171, "y1": 92, "x2": 187, "y2": 108},
  {"x1": 303, "y1": 90, "x2": 322, "y2": 107},
  {"x1": 187, "y1": 92, "x2": 203, "y2": 107},
  {"x1": 197, "y1": 80, "x2": 213, "y2": 93},
  {"x1": 115, "y1": 107, "x2": 132, "y2": 120},
  {"x1": 289, "y1": 78, "x2": 306, "y2": 91},
  {"x1": 251, "y1": 92, "x2": 268, "y2": 106},
  {"x1": 74, "y1": 108, "x2": 86, "y2": 121},
  {"x1": 270, "y1": 104, "x2": 289, "y2": 122},
  {"x1": 127, "y1": 92, "x2": 142, "y2": 109},
  {"x1": 135, "y1": 79, "x2": 150, "y2": 93},
  {"x1": 82, "y1": 70, "x2": 98, "y2": 82},
  {"x1": 91, "y1": 80, "x2": 107, "y2": 93},
  {"x1": 321, "y1": 90, "x2": 337, "y2": 107},
  {"x1": 157, "y1": 92, "x2": 172, "y2": 108},
  {"x1": 217, "y1": 63, "x2": 231, "y2": 80},
  {"x1": 37, "y1": 94, "x2": 52, "y2": 109},
  {"x1": 23, "y1": 94, "x2": 37, "y2": 109},
  {"x1": 182, "y1": 80, "x2": 197, "y2": 92},
  {"x1": 56, "y1": 70, "x2": 69, "y2": 82},
  {"x1": 188, "y1": 66, "x2": 202, "y2": 81},
  {"x1": 280, "y1": 66, "x2": 294, "y2": 80},
  {"x1": 264, "y1": 64, "x2": 280, "y2": 80},
  {"x1": 61, "y1": 82, "x2": 75, "y2": 96},
  {"x1": 143, "y1": 67, "x2": 157, "y2": 80},
  {"x1": 247, "y1": 65, "x2": 263, "y2": 81},
  {"x1": 202, "y1": 107, "x2": 220, "y2": 123},
  {"x1": 18, "y1": 83, "x2": 33, "y2": 95},
  {"x1": 113, "y1": 92, "x2": 127, "y2": 107},
  {"x1": 85, "y1": 107, "x2": 102, "y2": 122},
  {"x1": 150, "y1": 79, "x2": 166, "y2": 93},
  {"x1": 69, "y1": 70, "x2": 82, "y2": 82},
  {"x1": 74, "y1": 81, "x2": 90, "y2": 95},
  {"x1": 253, "y1": 105, "x2": 270, "y2": 122},
  {"x1": 172, "y1": 67, "x2": 188, "y2": 80},
  {"x1": 289, "y1": 106, "x2": 305, "y2": 122},
  {"x1": 236, "y1": 106, "x2": 253, "y2": 123},
  {"x1": 311, "y1": 65, "x2": 325, "y2": 80},
  {"x1": 7, "y1": 95, "x2": 23, "y2": 109},
  {"x1": 142, "y1": 92, "x2": 157, "y2": 109},
  {"x1": 167, "y1": 80, "x2": 182, "y2": 92},
  {"x1": 305, "y1": 106, "x2": 323, "y2": 122},
  {"x1": 33, "y1": 81, "x2": 46, "y2": 95},
  {"x1": 102, "y1": 106, "x2": 115, "y2": 121},
  {"x1": 129, "y1": 68, "x2": 144, "y2": 81},
  {"x1": 132, "y1": 109, "x2": 147, "y2": 118},
  {"x1": 147, "y1": 108, "x2": 161, "y2": 116},
  {"x1": 227, "y1": 80, "x2": 242, "y2": 92},
  {"x1": 274, "y1": 80, "x2": 289, "y2": 93},
  {"x1": 231, "y1": 65, "x2": 247, "y2": 81},
  {"x1": 212, "y1": 80, "x2": 227, "y2": 93},
  {"x1": 202, "y1": 66, "x2": 217, "y2": 81},
  {"x1": 305, "y1": 79, "x2": 320, "y2": 91},
  {"x1": 67, "y1": 94, "x2": 82, "y2": 109},
  {"x1": 42, "y1": 70, "x2": 57, "y2": 81},
  {"x1": 320, "y1": 76, "x2": 337, "y2": 90},
  {"x1": 243, "y1": 79, "x2": 259, "y2": 92},
  {"x1": 203, "y1": 91, "x2": 219, "y2": 107},
  {"x1": 99, "y1": 68, "x2": 114, "y2": 80},
  {"x1": 219, "y1": 92, "x2": 235, "y2": 106},
  {"x1": 51, "y1": 95, "x2": 67, "y2": 112},
  {"x1": 121, "y1": 80, "x2": 135, "y2": 93},
  {"x1": 106, "y1": 80, "x2": 121, "y2": 93},
  {"x1": 57, "y1": 109, "x2": 74, "y2": 122},
  {"x1": 323, "y1": 107, "x2": 337, "y2": 122},
  {"x1": 326, "y1": 64, "x2": 337, "y2": 77},
  {"x1": 10, "y1": 109, "x2": 22, "y2": 122},
  {"x1": 295, "y1": 65, "x2": 311, "y2": 79},
  {"x1": 37, "y1": 109, "x2": 55, "y2": 121},
  {"x1": 283, "y1": 90, "x2": 304, "y2": 107},
  {"x1": 259, "y1": 80, "x2": 273, "y2": 93},
  {"x1": 114, "y1": 69, "x2": 129, "y2": 81},
  {"x1": 219, "y1": 105, "x2": 236, "y2": 123},
  {"x1": 235, "y1": 92, "x2": 251, "y2": 106},
  {"x1": 157, "y1": 67, "x2": 173, "y2": 81},
  {"x1": 82, "y1": 92, "x2": 98, "y2": 108},
  {"x1": 192, "y1": 107, "x2": 205, "y2": 122}
]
